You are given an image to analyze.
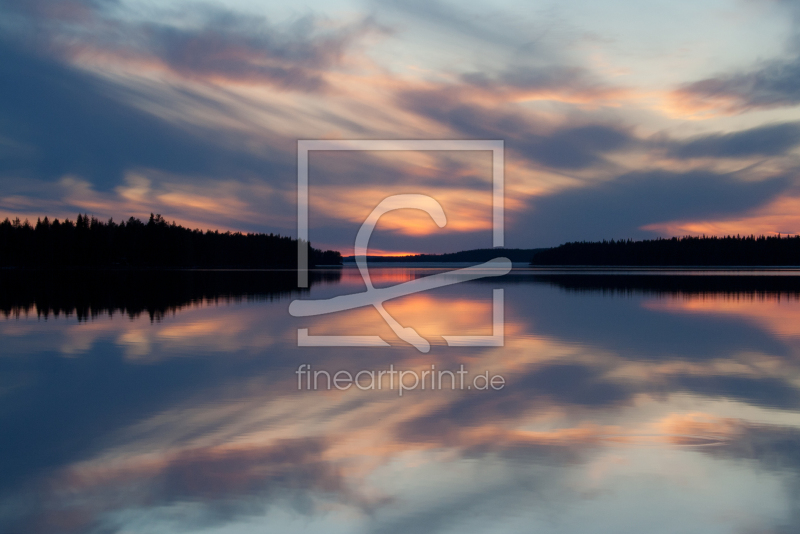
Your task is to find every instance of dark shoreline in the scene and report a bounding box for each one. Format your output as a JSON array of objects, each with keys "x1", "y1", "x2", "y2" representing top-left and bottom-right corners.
[{"x1": 530, "y1": 235, "x2": 800, "y2": 266}]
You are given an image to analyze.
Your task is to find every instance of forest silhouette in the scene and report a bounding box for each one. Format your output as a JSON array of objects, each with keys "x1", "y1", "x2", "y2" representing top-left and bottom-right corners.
[
  {"x1": 0, "y1": 214, "x2": 341, "y2": 268},
  {"x1": 531, "y1": 235, "x2": 800, "y2": 266}
]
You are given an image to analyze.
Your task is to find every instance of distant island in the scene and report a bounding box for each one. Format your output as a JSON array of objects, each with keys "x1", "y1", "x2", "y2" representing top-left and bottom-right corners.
[
  {"x1": 0, "y1": 214, "x2": 341, "y2": 269},
  {"x1": 530, "y1": 235, "x2": 800, "y2": 266},
  {"x1": 344, "y1": 248, "x2": 547, "y2": 263}
]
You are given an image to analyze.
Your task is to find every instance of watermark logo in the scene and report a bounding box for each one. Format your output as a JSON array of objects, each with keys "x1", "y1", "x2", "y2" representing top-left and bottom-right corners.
[
  {"x1": 296, "y1": 364, "x2": 505, "y2": 396},
  {"x1": 289, "y1": 140, "x2": 508, "y2": 353}
]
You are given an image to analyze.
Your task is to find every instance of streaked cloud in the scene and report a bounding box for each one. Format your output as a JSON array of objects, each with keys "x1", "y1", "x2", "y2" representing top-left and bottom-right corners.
[
  {"x1": 396, "y1": 86, "x2": 635, "y2": 170},
  {"x1": 671, "y1": 58, "x2": 800, "y2": 116},
  {"x1": 660, "y1": 122, "x2": 800, "y2": 159},
  {"x1": 513, "y1": 169, "x2": 790, "y2": 246},
  {"x1": 1, "y1": 0, "x2": 385, "y2": 92}
]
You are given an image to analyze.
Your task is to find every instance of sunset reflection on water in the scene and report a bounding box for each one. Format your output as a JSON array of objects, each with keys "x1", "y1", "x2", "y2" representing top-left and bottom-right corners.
[{"x1": 2, "y1": 268, "x2": 800, "y2": 533}]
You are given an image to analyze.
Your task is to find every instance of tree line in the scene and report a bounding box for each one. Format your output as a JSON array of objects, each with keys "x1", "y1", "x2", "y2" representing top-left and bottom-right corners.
[
  {"x1": 530, "y1": 235, "x2": 800, "y2": 266},
  {"x1": 0, "y1": 214, "x2": 342, "y2": 268}
]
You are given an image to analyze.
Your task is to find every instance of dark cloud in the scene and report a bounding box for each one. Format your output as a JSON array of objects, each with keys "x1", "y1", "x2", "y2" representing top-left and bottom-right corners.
[
  {"x1": 461, "y1": 64, "x2": 623, "y2": 103},
  {"x1": 662, "y1": 122, "x2": 800, "y2": 159},
  {"x1": 397, "y1": 88, "x2": 633, "y2": 169},
  {"x1": 0, "y1": 0, "x2": 380, "y2": 92},
  {"x1": 0, "y1": 41, "x2": 294, "y2": 189},
  {"x1": 0, "y1": 0, "x2": 108, "y2": 27},
  {"x1": 674, "y1": 57, "x2": 800, "y2": 112},
  {"x1": 463, "y1": 67, "x2": 590, "y2": 91},
  {"x1": 673, "y1": 0, "x2": 800, "y2": 113},
  {"x1": 510, "y1": 169, "x2": 790, "y2": 246},
  {"x1": 138, "y1": 12, "x2": 380, "y2": 91}
]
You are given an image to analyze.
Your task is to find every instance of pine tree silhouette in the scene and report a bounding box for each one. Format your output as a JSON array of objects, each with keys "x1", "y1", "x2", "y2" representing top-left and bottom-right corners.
[
  {"x1": 530, "y1": 235, "x2": 800, "y2": 266},
  {"x1": 0, "y1": 214, "x2": 342, "y2": 269}
]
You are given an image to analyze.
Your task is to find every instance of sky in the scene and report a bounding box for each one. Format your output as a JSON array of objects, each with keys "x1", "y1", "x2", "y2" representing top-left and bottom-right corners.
[{"x1": 2, "y1": 0, "x2": 800, "y2": 254}]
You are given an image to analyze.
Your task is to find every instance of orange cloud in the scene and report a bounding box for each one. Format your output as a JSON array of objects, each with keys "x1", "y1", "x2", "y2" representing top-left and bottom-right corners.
[
  {"x1": 642, "y1": 195, "x2": 800, "y2": 237},
  {"x1": 662, "y1": 89, "x2": 745, "y2": 119}
]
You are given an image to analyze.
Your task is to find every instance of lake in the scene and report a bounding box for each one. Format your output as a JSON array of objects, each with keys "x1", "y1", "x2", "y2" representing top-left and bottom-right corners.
[{"x1": 2, "y1": 266, "x2": 800, "y2": 533}]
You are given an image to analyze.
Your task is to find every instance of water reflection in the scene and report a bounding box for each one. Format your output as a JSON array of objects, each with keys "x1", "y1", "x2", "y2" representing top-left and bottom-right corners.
[
  {"x1": 2, "y1": 268, "x2": 800, "y2": 533},
  {"x1": 0, "y1": 270, "x2": 340, "y2": 321}
]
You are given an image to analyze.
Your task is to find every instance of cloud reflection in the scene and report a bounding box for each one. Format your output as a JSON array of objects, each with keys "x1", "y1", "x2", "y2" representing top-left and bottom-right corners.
[{"x1": 2, "y1": 272, "x2": 800, "y2": 533}]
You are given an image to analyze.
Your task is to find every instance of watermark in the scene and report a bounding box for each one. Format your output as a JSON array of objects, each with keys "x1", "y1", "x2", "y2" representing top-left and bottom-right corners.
[
  {"x1": 290, "y1": 140, "x2": 508, "y2": 353},
  {"x1": 296, "y1": 364, "x2": 505, "y2": 396}
]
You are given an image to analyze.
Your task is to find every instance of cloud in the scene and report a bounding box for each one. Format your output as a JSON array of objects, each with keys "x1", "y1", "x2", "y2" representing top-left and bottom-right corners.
[
  {"x1": 372, "y1": 0, "x2": 543, "y2": 51},
  {"x1": 397, "y1": 87, "x2": 634, "y2": 170},
  {"x1": 0, "y1": 42, "x2": 289, "y2": 186},
  {"x1": 127, "y1": 12, "x2": 382, "y2": 92},
  {"x1": 511, "y1": 169, "x2": 790, "y2": 246},
  {"x1": 0, "y1": 41, "x2": 306, "y2": 234},
  {"x1": 642, "y1": 194, "x2": 800, "y2": 237},
  {"x1": 668, "y1": 1, "x2": 800, "y2": 115},
  {"x1": 0, "y1": 0, "x2": 383, "y2": 92},
  {"x1": 672, "y1": 57, "x2": 800, "y2": 115},
  {"x1": 461, "y1": 65, "x2": 629, "y2": 105},
  {"x1": 661, "y1": 122, "x2": 800, "y2": 159}
]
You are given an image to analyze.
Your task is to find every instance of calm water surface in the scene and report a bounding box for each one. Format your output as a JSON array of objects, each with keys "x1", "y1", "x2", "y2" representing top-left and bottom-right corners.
[{"x1": 2, "y1": 267, "x2": 800, "y2": 533}]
